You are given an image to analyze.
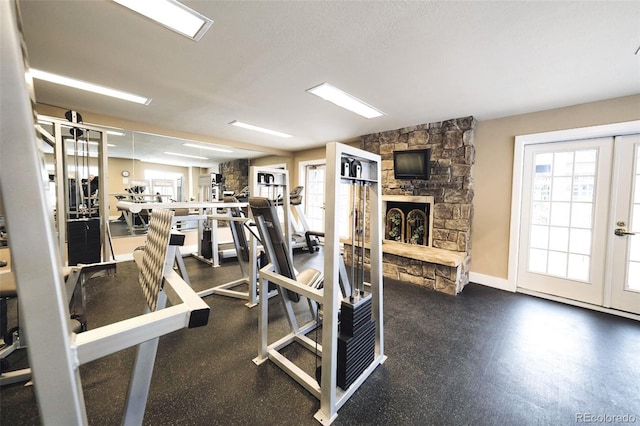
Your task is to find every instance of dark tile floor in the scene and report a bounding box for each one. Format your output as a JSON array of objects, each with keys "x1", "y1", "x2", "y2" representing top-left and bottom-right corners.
[{"x1": 1, "y1": 249, "x2": 639, "y2": 425}]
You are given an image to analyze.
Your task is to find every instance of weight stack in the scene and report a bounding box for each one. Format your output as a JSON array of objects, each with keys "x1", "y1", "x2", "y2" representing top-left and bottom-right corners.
[
  {"x1": 201, "y1": 229, "x2": 212, "y2": 259},
  {"x1": 337, "y1": 293, "x2": 376, "y2": 390},
  {"x1": 67, "y1": 218, "x2": 101, "y2": 266}
]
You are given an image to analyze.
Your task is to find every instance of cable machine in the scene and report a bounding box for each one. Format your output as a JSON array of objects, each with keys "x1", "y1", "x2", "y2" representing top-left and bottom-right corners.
[
  {"x1": 251, "y1": 143, "x2": 385, "y2": 424},
  {"x1": 37, "y1": 112, "x2": 112, "y2": 265}
]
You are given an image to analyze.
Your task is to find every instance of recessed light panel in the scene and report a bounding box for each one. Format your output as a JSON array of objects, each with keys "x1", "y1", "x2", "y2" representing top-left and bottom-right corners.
[
  {"x1": 30, "y1": 69, "x2": 151, "y2": 105},
  {"x1": 164, "y1": 151, "x2": 208, "y2": 160},
  {"x1": 307, "y1": 82, "x2": 385, "y2": 119},
  {"x1": 112, "y1": 0, "x2": 213, "y2": 41},
  {"x1": 183, "y1": 143, "x2": 233, "y2": 153},
  {"x1": 229, "y1": 121, "x2": 292, "y2": 138}
]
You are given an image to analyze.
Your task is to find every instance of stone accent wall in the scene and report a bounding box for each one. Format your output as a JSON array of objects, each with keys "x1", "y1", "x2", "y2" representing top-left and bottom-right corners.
[
  {"x1": 358, "y1": 116, "x2": 476, "y2": 295},
  {"x1": 219, "y1": 159, "x2": 249, "y2": 195}
]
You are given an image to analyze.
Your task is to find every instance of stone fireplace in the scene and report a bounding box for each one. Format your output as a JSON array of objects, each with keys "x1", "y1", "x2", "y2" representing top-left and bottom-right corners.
[{"x1": 344, "y1": 116, "x2": 475, "y2": 295}]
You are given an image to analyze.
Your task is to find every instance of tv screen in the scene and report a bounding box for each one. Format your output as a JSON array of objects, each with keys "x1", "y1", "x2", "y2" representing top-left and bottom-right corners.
[{"x1": 393, "y1": 149, "x2": 431, "y2": 180}]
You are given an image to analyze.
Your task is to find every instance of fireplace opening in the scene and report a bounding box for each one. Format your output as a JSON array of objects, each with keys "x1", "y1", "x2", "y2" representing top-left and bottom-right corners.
[{"x1": 385, "y1": 201, "x2": 431, "y2": 246}]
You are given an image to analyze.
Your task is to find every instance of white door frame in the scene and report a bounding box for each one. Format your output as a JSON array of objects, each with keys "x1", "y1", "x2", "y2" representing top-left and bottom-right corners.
[{"x1": 508, "y1": 120, "x2": 640, "y2": 317}]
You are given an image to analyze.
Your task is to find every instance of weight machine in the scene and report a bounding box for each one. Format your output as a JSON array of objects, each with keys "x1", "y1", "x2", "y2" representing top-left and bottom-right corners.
[
  {"x1": 196, "y1": 196, "x2": 274, "y2": 307},
  {"x1": 36, "y1": 112, "x2": 113, "y2": 266},
  {"x1": 250, "y1": 143, "x2": 385, "y2": 424},
  {"x1": 198, "y1": 173, "x2": 223, "y2": 202},
  {"x1": 1, "y1": 5, "x2": 209, "y2": 423}
]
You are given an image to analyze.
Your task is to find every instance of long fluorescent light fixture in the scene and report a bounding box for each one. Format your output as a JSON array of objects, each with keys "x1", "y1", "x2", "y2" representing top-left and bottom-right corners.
[
  {"x1": 112, "y1": 0, "x2": 213, "y2": 41},
  {"x1": 229, "y1": 121, "x2": 292, "y2": 138},
  {"x1": 30, "y1": 69, "x2": 151, "y2": 105},
  {"x1": 64, "y1": 138, "x2": 116, "y2": 148},
  {"x1": 164, "y1": 151, "x2": 208, "y2": 160},
  {"x1": 306, "y1": 82, "x2": 385, "y2": 119},
  {"x1": 183, "y1": 143, "x2": 233, "y2": 153}
]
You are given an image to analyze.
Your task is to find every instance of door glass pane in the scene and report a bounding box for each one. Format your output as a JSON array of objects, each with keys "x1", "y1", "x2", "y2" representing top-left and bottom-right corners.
[
  {"x1": 574, "y1": 150, "x2": 597, "y2": 175},
  {"x1": 568, "y1": 254, "x2": 590, "y2": 281},
  {"x1": 573, "y1": 176, "x2": 595, "y2": 202},
  {"x1": 527, "y1": 149, "x2": 597, "y2": 281},
  {"x1": 553, "y1": 152, "x2": 574, "y2": 176},
  {"x1": 569, "y1": 228, "x2": 592, "y2": 255},
  {"x1": 529, "y1": 248, "x2": 547, "y2": 273},
  {"x1": 532, "y1": 202, "x2": 550, "y2": 225},
  {"x1": 533, "y1": 177, "x2": 551, "y2": 201},
  {"x1": 627, "y1": 262, "x2": 640, "y2": 291},
  {"x1": 304, "y1": 164, "x2": 325, "y2": 232},
  {"x1": 627, "y1": 147, "x2": 640, "y2": 291},
  {"x1": 550, "y1": 202, "x2": 570, "y2": 226},
  {"x1": 548, "y1": 251, "x2": 567, "y2": 276},
  {"x1": 530, "y1": 225, "x2": 549, "y2": 249},
  {"x1": 548, "y1": 226, "x2": 568, "y2": 251},
  {"x1": 628, "y1": 261, "x2": 640, "y2": 292},
  {"x1": 571, "y1": 203, "x2": 592, "y2": 228},
  {"x1": 552, "y1": 177, "x2": 572, "y2": 201}
]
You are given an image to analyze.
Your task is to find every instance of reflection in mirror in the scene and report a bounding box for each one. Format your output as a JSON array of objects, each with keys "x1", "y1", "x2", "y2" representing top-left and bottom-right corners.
[{"x1": 101, "y1": 129, "x2": 263, "y2": 239}]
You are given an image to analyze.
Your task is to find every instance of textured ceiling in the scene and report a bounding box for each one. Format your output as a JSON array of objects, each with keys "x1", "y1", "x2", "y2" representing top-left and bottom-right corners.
[{"x1": 18, "y1": 0, "x2": 640, "y2": 167}]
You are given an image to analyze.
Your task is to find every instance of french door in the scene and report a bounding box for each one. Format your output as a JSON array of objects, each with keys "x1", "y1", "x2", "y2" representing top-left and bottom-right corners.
[
  {"x1": 609, "y1": 135, "x2": 640, "y2": 314},
  {"x1": 517, "y1": 135, "x2": 640, "y2": 315}
]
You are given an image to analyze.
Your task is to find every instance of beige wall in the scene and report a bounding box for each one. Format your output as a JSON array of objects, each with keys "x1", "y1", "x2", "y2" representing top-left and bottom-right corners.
[{"x1": 472, "y1": 94, "x2": 640, "y2": 279}]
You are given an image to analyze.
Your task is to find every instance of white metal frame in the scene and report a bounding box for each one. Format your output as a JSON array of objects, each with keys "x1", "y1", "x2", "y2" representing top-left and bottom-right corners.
[
  {"x1": 252, "y1": 143, "x2": 385, "y2": 424},
  {"x1": 250, "y1": 166, "x2": 292, "y2": 255},
  {"x1": 198, "y1": 207, "x2": 265, "y2": 307},
  {"x1": 1, "y1": 4, "x2": 210, "y2": 422}
]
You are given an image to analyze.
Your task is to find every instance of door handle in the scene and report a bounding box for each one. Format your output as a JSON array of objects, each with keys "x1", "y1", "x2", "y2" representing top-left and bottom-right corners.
[{"x1": 614, "y1": 228, "x2": 637, "y2": 236}]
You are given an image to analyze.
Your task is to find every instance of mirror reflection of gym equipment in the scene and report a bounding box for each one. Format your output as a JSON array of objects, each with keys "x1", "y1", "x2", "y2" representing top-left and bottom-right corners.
[
  {"x1": 37, "y1": 112, "x2": 114, "y2": 266},
  {"x1": 1, "y1": 3, "x2": 210, "y2": 422}
]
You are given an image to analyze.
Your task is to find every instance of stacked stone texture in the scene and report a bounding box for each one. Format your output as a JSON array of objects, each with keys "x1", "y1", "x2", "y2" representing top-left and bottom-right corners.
[
  {"x1": 219, "y1": 159, "x2": 249, "y2": 195},
  {"x1": 357, "y1": 116, "x2": 476, "y2": 295}
]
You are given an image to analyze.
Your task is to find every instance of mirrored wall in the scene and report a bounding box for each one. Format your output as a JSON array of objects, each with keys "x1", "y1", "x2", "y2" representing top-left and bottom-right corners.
[{"x1": 37, "y1": 116, "x2": 265, "y2": 238}]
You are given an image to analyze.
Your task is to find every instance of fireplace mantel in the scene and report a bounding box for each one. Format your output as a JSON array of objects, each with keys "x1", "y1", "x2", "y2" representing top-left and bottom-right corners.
[
  {"x1": 341, "y1": 238, "x2": 466, "y2": 267},
  {"x1": 381, "y1": 240, "x2": 466, "y2": 267},
  {"x1": 382, "y1": 195, "x2": 434, "y2": 204}
]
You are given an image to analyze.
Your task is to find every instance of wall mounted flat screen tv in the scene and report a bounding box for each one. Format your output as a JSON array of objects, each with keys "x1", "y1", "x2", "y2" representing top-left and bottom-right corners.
[{"x1": 393, "y1": 149, "x2": 431, "y2": 180}]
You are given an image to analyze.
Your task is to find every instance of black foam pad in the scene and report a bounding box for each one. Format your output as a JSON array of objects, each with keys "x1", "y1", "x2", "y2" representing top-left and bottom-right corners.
[{"x1": 249, "y1": 197, "x2": 300, "y2": 302}]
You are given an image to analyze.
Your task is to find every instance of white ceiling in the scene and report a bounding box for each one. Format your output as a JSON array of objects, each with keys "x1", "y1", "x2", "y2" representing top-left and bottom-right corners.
[{"x1": 18, "y1": 0, "x2": 640, "y2": 167}]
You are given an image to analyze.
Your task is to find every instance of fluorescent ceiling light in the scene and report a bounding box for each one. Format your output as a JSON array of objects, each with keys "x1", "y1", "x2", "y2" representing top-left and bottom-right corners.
[
  {"x1": 30, "y1": 69, "x2": 151, "y2": 105},
  {"x1": 64, "y1": 138, "x2": 116, "y2": 148},
  {"x1": 112, "y1": 0, "x2": 213, "y2": 41},
  {"x1": 183, "y1": 143, "x2": 233, "y2": 153},
  {"x1": 106, "y1": 130, "x2": 125, "y2": 137},
  {"x1": 306, "y1": 82, "x2": 385, "y2": 119},
  {"x1": 164, "y1": 151, "x2": 208, "y2": 160},
  {"x1": 229, "y1": 121, "x2": 292, "y2": 138}
]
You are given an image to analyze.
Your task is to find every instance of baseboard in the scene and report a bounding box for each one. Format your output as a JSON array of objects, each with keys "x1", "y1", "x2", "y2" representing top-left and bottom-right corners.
[
  {"x1": 469, "y1": 272, "x2": 515, "y2": 292},
  {"x1": 518, "y1": 288, "x2": 640, "y2": 322},
  {"x1": 469, "y1": 272, "x2": 639, "y2": 321}
]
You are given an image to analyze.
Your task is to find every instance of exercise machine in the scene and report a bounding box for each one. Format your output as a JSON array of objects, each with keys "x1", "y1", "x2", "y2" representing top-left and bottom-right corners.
[
  {"x1": 199, "y1": 173, "x2": 223, "y2": 202},
  {"x1": 250, "y1": 142, "x2": 385, "y2": 424},
  {"x1": 0, "y1": 262, "x2": 116, "y2": 386},
  {"x1": 1, "y1": 6, "x2": 209, "y2": 423},
  {"x1": 36, "y1": 111, "x2": 113, "y2": 266},
  {"x1": 288, "y1": 185, "x2": 322, "y2": 252},
  {"x1": 197, "y1": 196, "x2": 270, "y2": 307}
]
